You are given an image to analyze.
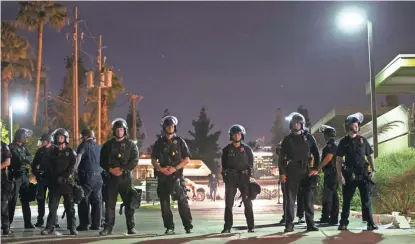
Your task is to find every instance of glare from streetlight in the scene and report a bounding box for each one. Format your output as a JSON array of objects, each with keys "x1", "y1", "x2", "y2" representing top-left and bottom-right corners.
[
  {"x1": 10, "y1": 97, "x2": 28, "y2": 113},
  {"x1": 337, "y1": 8, "x2": 366, "y2": 32}
]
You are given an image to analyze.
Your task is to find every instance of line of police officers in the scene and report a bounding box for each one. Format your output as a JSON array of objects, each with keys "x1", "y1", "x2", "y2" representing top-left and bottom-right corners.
[
  {"x1": 278, "y1": 112, "x2": 378, "y2": 232},
  {"x1": 1, "y1": 111, "x2": 378, "y2": 235}
]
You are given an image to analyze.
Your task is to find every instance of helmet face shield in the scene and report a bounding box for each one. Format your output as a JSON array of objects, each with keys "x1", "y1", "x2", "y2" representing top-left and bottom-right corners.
[
  {"x1": 51, "y1": 128, "x2": 70, "y2": 145},
  {"x1": 345, "y1": 112, "x2": 364, "y2": 133},
  {"x1": 161, "y1": 116, "x2": 178, "y2": 134},
  {"x1": 228, "y1": 124, "x2": 246, "y2": 141}
]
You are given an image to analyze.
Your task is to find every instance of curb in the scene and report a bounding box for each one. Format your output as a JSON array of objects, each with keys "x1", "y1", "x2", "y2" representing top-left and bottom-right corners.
[{"x1": 314, "y1": 205, "x2": 412, "y2": 228}]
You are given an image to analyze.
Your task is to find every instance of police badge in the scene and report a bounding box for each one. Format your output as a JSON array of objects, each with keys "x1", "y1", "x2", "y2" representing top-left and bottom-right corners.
[
  {"x1": 65, "y1": 151, "x2": 69, "y2": 156},
  {"x1": 360, "y1": 137, "x2": 363, "y2": 144},
  {"x1": 240, "y1": 147, "x2": 245, "y2": 152},
  {"x1": 173, "y1": 140, "x2": 177, "y2": 144}
]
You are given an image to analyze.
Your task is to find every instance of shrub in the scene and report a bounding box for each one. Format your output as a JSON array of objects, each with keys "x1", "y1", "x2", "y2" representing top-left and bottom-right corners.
[{"x1": 373, "y1": 148, "x2": 415, "y2": 215}]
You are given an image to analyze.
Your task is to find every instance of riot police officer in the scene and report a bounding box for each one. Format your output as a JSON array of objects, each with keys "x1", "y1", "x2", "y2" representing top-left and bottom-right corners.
[
  {"x1": 41, "y1": 128, "x2": 78, "y2": 235},
  {"x1": 221, "y1": 124, "x2": 255, "y2": 233},
  {"x1": 76, "y1": 129, "x2": 103, "y2": 231},
  {"x1": 32, "y1": 133, "x2": 59, "y2": 228},
  {"x1": 336, "y1": 113, "x2": 378, "y2": 231},
  {"x1": 1, "y1": 141, "x2": 13, "y2": 235},
  {"x1": 318, "y1": 125, "x2": 339, "y2": 225},
  {"x1": 8, "y1": 128, "x2": 34, "y2": 228},
  {"x1": 100, "y1": 118, "x2": 139, "y2": 236},
  {"x1": 278, "y1": 112, "x2": 320, "y2": 232},
  {"x1": 151, "y1": 115, "x2": 193, "y2": 235}
]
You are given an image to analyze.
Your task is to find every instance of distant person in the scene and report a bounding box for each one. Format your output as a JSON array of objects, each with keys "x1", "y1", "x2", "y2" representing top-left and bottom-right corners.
[{"x1": 208, "y1": 174, "x2": 219, "y2": 201}]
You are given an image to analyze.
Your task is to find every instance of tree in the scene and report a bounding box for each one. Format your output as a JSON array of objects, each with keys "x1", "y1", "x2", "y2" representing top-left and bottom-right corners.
[
  {"x1": 1, "y1": 20, "x2": 33, "y2": 119},
  {"x1": 17, "y1": 1, "x2": 69, "y2": 125},
  {"x1": 297, "y1": 105, "x2": 311, "y2": 128},
  {"x1": 186, "y1": 107, "x2": 221, "y2": 174},
  {"x1": 126, "y1": 104, "x2": 145, "y2": 150},
  {"x1": 270, "y1": 108, "x2": 288, "y2": 164}
]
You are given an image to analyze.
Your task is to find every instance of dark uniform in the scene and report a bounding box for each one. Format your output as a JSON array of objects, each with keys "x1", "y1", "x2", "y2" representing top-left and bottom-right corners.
[
  {"x1": 8, "y1": 128, "x2": 34, "y2": 228},
  {"x1": 337, "y1": 113, "x2": 377, "y2": 231},
  {"x1": 319, "y1": 125, "x2": 339, "y2": 225},
  {"x1": 76, "y1": 129, "x2": 103, "y2": 231},
  {"x1": 100, "y1": 118, "x2": 139, "y2": 236},
  {"x1": 41, "y1": 128, "x2": 78, "y2": 235},
  {"x1": 221, "y1": 124, "x2": 254, "y2": 233},
  {"x1": 32, "y1": 134, "x2": 59, "y2": 228},
  {"x1": 151, "y1": 115, "x2": 193, "y2": 234},
  {"x1": 279, "y1": 112, "x2": 320, "y2": 232},
  {"x1": 208, "y1": 175, "x2": 219, "y2": 201},
  {"x1": 1, "y1": 141, "x2": 14, "y2": 235}
]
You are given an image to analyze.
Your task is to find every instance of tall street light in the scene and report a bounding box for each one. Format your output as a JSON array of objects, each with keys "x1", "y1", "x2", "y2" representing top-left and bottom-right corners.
[
  {"x1": 9, "y1": 96, "x2": 29, "y2": 143},
  {"x1": 337, "y1": 7, "x2": 378, "y2": 157}
]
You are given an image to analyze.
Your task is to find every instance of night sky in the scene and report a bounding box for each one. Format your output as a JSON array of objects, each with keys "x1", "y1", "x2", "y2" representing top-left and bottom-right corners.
[{"x1": 1, "y1": 1, "x2": 414, "y2": 149}]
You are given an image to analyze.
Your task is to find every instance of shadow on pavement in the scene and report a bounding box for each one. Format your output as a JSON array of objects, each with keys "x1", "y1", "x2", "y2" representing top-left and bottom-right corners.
[
  {"x1": 233, "y1": 223, "x2": 284, "y2": 230},
  {"x1": 322, "y1": 231, "x2": 384, "y2": 244},
  {"x1": 2, "y1": 234, "x2": 155, "y2": 244},
  {"x1": 135, "y1": 233, "x2": 236, "y2": 244},
  {"x1": 226, "y1": 232, "x2": 306, "y2": 244}
]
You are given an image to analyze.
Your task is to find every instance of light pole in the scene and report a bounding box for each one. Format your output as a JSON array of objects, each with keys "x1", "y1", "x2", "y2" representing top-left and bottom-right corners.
[
  {"x1": 337, "y1": 8, "x2": 378, "y2": 157},
  {"x1": 9, "y1": 97, "x2": 29, "y2": 143}
]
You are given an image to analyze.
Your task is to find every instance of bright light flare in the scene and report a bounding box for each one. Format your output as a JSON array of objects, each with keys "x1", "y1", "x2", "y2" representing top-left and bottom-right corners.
[
  {"x1": 10, "y1": 97, "x2": 28, "y2": 113},
  {"x1": 337, "y1": 8, "x2": 366, "y2": 32}
]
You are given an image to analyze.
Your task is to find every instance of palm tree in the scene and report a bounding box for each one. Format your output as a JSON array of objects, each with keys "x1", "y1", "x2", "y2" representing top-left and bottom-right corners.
[
  {"x1": 1, "y1": 20, "x2": 33, "y2": 118},
  {"x1": 16, "y1": 1, "x2": 68, "y2": 125}
]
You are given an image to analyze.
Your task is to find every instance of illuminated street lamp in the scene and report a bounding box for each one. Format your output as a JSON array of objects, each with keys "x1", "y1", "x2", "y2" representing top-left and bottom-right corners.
[
  {"x1": 336, "y1": 7, "x2": 378, "y2": 157},
  {"x1": 9, "y1": 96, "x2": 29, "y2": 143}
]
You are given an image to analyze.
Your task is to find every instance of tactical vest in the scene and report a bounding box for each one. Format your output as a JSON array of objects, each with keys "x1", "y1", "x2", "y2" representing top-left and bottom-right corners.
[
  {"x1": 158, "y1": 137, "x2": 183, "y2": 167},
  {"x1": 108, "y1": 139, "x2": 132, "y2": 169},
  {"x1": 285, "y1": 133, "x2": 312, "y2": 164},
  {"x1": 225, "y1": 144, "x2": 250, "y2": 171},
  {"x1": 342, "y1": 135, "x2": 367, "y2": 170},
  {"x1": 9, "y1": 143, "x2": 31, "y2": 175}
]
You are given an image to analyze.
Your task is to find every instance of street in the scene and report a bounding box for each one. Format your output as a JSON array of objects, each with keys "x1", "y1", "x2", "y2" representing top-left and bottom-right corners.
[{"x1": 2, "y1": 200, "x2": 414, "y2": 243}]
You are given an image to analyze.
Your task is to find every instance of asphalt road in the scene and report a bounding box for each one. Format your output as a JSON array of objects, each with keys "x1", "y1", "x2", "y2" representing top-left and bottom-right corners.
[{"x1": 2, "y1": 200, "x2": 414, "y2": 244}]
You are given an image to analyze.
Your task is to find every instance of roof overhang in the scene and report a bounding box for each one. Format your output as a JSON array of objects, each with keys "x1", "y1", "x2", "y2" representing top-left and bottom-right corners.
[
  {"x1": 310, "y1": 107, "x2": 394, "y2": 148},
  {"x1": 365, "y1": 54, "x2": 415, "y2": 95}
]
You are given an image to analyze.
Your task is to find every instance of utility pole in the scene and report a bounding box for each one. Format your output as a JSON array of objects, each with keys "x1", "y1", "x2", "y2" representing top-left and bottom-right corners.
[
  {"x1": 97, "y1": 35, "x2": 102, "y2": 144},
  {"x1": 129, "y1": 94, "x2": 143, "y2": 142},
  {"x1": 73, "y1": 6, "x2": 79, "y2": 148}
]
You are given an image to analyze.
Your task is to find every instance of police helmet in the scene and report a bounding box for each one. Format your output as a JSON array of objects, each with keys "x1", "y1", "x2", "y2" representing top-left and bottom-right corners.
[
  {"x1": 81, "y1": 129, "x2": 95, "y2": 140},
  {"x1": 249, "y1": 180, "x2": 261, "y2": 200},
  {"x1": 51, "y1": 128, "x2": 69, "y2": 145},
  {"x1": 112, "y1": 118, "x2": 128, "y2": 137},
  {"x1": 14, "y1": 128, "x2": 33, "y2": 143},
  {"x1": 344, "y1": 112, "x2": 364, "y2": 132},
  {"x1": 319, "y1": 125, "x2": 336, "y2": 140},
  {"x1": 37, "y1": 133, "x2": 52, "y2": 146},
  {"x1": 228, "y1": 124, "x2": 246, "y2": 140},
  {"x1": 161, "y1": 115, "x2": 178, "y2": 132},
  {"x1": 286, "y1": 112, "x2": 305, "y2": 131}
]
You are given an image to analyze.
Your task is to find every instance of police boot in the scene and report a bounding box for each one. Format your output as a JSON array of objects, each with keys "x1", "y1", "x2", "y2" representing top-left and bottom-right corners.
[
  {"x1": 34, "y1": 221, "x2": 44, "y2": 227},
  {"x1": 284, "y1": 224, "x2": 294, "y2": 233},
  {"x1": 307, "y1": 225, "x2": 319, "y2": 231},
  {"x1": 128, "y1": 228, "x2": 138, "y2": 235},
  {"x1": 2, "y1": 228, "x2": 13, "y2": 235},
  {"x1": 99, "y1": 227, "x2": 113, "y2": 236},
  {"x1": 367, "y1": 224, "x2": 378, "y2": 231},
  {"x1": 69, "y1": 228, "x2": 78, "y2": 235},
  {"x1": 24, "y1": 223, "x2": 35, "y2": 229},
  {"x1": 248, "y1": 228, "x2": 255, "y2": 233},
  {"x1": 165, "y1": 229, "x2": 175, "y2": 235},
  {"x1": 185, "y1": 228, "x2": 193, "y2": 234},
  {"x1": 41, "y1": 228, "x2": 55, "y2": 235},
  {"x1": 338, "y1": 219, "x2": 348, "y2": 231},
  {"x1": 76, "y1": 225, "x2": 89, "y2": 231},
  {"x1": 221, "y1": 228, "x2": 231, "y2": 234},
  {"x1": 297, "y1": 217, "x2": 305, "y2": 224}
]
